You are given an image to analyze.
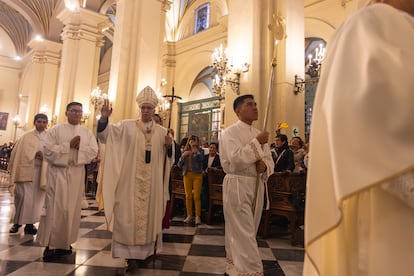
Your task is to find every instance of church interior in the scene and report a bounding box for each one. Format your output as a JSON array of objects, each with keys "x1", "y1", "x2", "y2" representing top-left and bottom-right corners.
[{"x1": 0, "y1": 0, "x2": 362, "y2": 275}]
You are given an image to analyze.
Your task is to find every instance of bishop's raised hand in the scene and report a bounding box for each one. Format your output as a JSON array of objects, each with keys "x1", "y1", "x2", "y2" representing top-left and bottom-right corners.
[{"x1": 100, "y1": 99, "x2": 113, "y2": 119}]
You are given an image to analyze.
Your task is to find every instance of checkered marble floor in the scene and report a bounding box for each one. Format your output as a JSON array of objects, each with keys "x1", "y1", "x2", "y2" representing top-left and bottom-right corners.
[{"x1": 0, "y1": 171, "x2": 304, "y2": 275}]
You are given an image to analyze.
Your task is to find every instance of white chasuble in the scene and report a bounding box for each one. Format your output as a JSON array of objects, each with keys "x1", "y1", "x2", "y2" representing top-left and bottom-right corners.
[{"x1": 98, "y1": 119, "x2": 172, "y2": 259}]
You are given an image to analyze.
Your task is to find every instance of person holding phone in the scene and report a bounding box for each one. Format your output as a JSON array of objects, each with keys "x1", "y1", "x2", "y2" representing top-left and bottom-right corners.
[{"x1": 178, "y1": 135, "x2": 204, "y2": 225}]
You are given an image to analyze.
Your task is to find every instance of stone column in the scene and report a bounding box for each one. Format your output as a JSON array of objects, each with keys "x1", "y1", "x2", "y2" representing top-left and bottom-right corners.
[
  {"x1": 226, "y1": 0, "x2": 304, "y2": 138},
  {"x1": 107, "y1": 0, "x2": 169, "y2": 122},
  {"x1": 25, "y1": 39, "x2": 62, "y2": 126},
  {"x1": 161, "y1": 41, "x2": 177, "y2": 128},
  {"x1": 56, "y1": 8, "x2": 110, "y2": 127}
]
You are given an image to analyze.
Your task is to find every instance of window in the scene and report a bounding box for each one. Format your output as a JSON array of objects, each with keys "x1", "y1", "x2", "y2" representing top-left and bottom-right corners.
[{"x1": 194, "y1": 3, "x2": 210, "y2": 34}]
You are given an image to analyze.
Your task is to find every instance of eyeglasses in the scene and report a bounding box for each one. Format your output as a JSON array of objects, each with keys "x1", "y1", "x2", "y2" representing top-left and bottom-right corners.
[{"x1": 68, "y1": 110, "x2": 83, "y2": 114}]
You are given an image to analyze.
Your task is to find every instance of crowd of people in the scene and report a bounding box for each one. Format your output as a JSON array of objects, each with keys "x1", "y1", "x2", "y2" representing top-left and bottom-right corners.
[
  {"x1": 6, "y1": 3, "x2": 412, "y2": 274},
  {"x1": 4, "y1": 89, "x2": 310, "y2": 274},
  {"x1": 0, "y1": 142, "x2": 14, "y2": 170}
]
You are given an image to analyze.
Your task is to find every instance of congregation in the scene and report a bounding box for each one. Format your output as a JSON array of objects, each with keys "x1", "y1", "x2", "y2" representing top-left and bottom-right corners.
[
  {"x1": 1, "y1": 1, "x2": 412, "y2": 275},
  {"x1": 2, "y1": 91, "x2": 308, "y2": 275}
]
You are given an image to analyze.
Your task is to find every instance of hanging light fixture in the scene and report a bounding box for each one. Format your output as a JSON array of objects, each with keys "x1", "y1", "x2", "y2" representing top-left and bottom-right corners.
[
  {"x1": 210, "y1": 44, "x2": 246, "y2": 98},
  {"x1": 90, "y1": 86, "x2": 108, "y2": 108}
]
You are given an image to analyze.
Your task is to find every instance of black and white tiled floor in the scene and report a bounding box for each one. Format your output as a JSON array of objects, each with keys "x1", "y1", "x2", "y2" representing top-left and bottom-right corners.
[{"x1": 0, "y1": 171, "x2": 304, "y2": 275}]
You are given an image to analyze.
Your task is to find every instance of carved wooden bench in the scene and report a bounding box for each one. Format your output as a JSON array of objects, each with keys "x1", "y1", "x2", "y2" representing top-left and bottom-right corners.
[{"x1": 260, "y1": 172, "x2": 306, "y2": 245}]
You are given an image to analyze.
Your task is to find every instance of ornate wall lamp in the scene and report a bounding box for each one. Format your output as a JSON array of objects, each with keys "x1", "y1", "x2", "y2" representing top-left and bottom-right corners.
[
  {"x1": 210, "y1": 44, "x2": 249, "y2": 98},
  {"x1": 294, "y1": 43, "x2": 326, "y2": 95}
]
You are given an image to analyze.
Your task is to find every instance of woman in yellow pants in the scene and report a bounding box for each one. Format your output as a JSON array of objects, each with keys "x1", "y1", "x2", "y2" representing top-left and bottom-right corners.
[{"x1": 178, "y1": 135, "x2": 204, "y2": 225}]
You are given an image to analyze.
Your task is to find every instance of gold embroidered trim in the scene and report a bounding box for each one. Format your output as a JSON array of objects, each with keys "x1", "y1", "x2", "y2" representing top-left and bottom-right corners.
[{"x1": 250, "y1": 142, "x2": 261, "y2": 161}]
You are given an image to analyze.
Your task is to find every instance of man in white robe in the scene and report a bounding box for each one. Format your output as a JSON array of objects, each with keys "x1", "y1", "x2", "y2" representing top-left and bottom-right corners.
[
  {"x1": 304, "y1": 1, "x2": 414, "y2": 275},
  {"x1": 219, "y1": 95, "x2": 274, "y2": 276},
  {"x1": 8, "y1": 113, "x2": 48, "y2": 235},
  {"x1": 97, "y1": 86, "x2": 173, "y2": 272},
  {"x1": 37, "y1": 102, "x2": 98, "y2": 261}
]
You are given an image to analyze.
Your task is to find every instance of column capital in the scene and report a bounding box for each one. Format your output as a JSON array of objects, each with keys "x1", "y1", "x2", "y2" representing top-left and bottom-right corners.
[
  {"x1": 57, "y1": 7, "x2": 111, "y2": 41},
  {"x1": 57, "y1": 7, "x2": 110, "y2": 27},
  {"x1": 28, "y1": 39, "x2": 62, "y2": 65}
]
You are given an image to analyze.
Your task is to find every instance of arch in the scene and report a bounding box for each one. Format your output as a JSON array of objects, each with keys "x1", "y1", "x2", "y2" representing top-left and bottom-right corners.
[
  {"x1": 2, "y1": 0, "x2": 42, "y2": 36},
  {"x1": 188, "y1": 82, "x2": 211, "y2": 101},
  {"x1": 175, "y1": 47, "x2": 222, "y2": 101},
  {"x1": 99, "y1": 0, "x2": 117, "y2": 14},
  {"x1": 304, "y1": 17, "x2": 336, "y2": 43},
  {"x1": 176, "y1": 0, "x2": 228, "y2": 41},
  {"x1": 190, "y1": 66, "x2": 213, "y2": 91}
]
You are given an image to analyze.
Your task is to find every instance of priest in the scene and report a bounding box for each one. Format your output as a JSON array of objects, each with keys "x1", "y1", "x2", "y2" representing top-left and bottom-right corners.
[
  {"x1": 97, "y1": 86, "x2": 173, "y2": 272},
  {"x1": 8, "y1": 113, "x2": 48, "y2": 235},
  {"x1": 37, "y1": 102, "x2": 98, "y2": 261}
]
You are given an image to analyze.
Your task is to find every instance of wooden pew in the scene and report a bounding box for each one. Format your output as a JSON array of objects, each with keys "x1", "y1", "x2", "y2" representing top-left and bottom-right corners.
[
  {"x1": 169, "y1": 165, "x2": 185, "y2": 218},
  {"x1": 260, "y1": 172, "x2": 306, "y2": 245},
  {"x1": 207, "y1": 167, "x2": 226, "y2": 224}
]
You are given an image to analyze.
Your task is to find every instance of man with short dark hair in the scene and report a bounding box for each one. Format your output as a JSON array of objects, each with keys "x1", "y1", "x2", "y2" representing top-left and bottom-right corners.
[
  {"x1": 219, "y1": 94, "x2": 274, "y2": 275},
  {"x1": 37, "y1": 102, "x2": 98, "y2": 261},
  {"x1": 272, "y1": 134, "x2": 294, "y2": 173},
  {"x1": 8, "y1": 113, "x2": 48, "y2": 235}
]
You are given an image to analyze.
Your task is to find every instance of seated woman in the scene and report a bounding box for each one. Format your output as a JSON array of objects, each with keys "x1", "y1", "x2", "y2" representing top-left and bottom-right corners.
[{"x1": 178, "y1": 135, "x2": 204, "y2": 225}]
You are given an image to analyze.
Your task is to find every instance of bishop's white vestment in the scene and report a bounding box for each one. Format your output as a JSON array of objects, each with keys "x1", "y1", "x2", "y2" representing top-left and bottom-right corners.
[
  {"x1": 8, "y1": 128, "x2": 47, "y2": 225},
  {"x1": 219, "y1": 120, "x2": 274, "y2": 275},
  {"x1": 98, "y1": 119, "x2": 172, "y2": 259},
  {"x1": 304, "y1": 4, "x2": 414, "y2": 276},
  {"x1": 37, "y1": 123, "x2": 98, "y2": 249}
]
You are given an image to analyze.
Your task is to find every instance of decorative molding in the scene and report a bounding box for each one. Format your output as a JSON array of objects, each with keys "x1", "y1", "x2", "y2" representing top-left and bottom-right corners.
[{"x1": 156, "y1": 0, "x2": 172, "y2": 12}]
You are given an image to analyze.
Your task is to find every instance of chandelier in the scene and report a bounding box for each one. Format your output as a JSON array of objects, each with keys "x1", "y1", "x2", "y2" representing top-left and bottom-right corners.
[
  {"x1": 210, "y1": 44, "x2": 242, "y2": 98},
  {"x1": 90, "y1": 86, "x2": 108, "y2": 108}
]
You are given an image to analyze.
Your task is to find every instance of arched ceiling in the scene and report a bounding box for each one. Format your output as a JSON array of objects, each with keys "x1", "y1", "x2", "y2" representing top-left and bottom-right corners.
[
  {"x1": 0, "y1": 1, "x2": 32, "y2": 57},
  {"x1": 0, "y1": 0, "x2": 356, "y2": 58},
  {"x1": 0, "y1": 0, "x2": 114, "y2": 57}
]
